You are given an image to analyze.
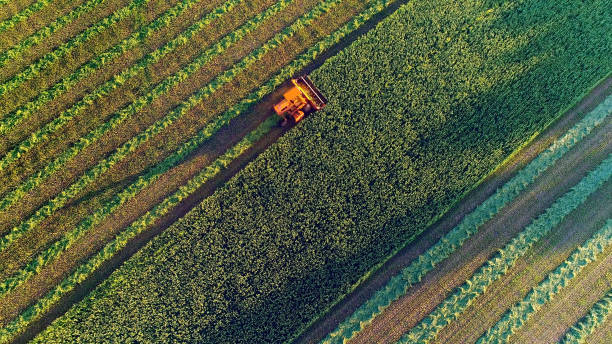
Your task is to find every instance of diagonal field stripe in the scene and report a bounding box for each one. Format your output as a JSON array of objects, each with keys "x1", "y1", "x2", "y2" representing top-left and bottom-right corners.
[
  {"x1": 321, "y1": 95, "x2": 612, "y2": 344},
  {"x1": 477, "y1": 219, "x2": 612, "y2": 343},
  {"x1": 397, "y1": 154, "x2": 612, "y2": 344}
]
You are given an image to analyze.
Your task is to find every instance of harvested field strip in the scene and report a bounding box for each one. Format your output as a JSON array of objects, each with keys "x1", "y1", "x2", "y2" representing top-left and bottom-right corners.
[
  {"x1": 0, "y1": 0, "x2": 215, "y2": 136},
  {"x1": 321, "y1": 95, "x2": 612, "y2": 344},
  {"x1": 0, "y1": 0, "x2": 340, "y2": 295},
  {"x1": 477, "y1": 219, "x2": 612, "y2": 343},
  {"x1": 0, "y1": 116, "x2": 277, "y2": 344},
  {"x1": 560, "y1": 288, "x2": 612, "y2": 344},
  {"x1": 397, "y1": 154, "x2": 612, "y2": 344},
  {"x1": 0, "y1": 0, "x2": 146, "y2": 95},
  {"x1": 0, "y1": 0, "x2": 55, "y2": 34},
  {"x1": 0, "y1": 0, "x2": 244, "y2": 212},
  {"x1": 0, "y1": 0, "x2": 400, "y2": 339}
]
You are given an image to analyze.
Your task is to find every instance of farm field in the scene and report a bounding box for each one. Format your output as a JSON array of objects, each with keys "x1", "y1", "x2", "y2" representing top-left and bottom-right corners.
[{"x1": 0, "y1": 0, "x2": 611, "y2": 342}]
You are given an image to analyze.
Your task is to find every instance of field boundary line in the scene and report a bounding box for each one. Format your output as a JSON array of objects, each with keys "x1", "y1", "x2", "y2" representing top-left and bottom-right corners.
[
  {"x1": 319, "y1": 95, "x2": 612, "y2": 343},
  {"x1": 0, "y1": 0, "x2": 403, "y2": 339},
  {"x1": 0, "y1": 0, "x2": 215, "y2": 135},
  {"x1": 477, "y1": 219, "x2": 612, "y2": 343},
  {"x1": 0, "y1": 0, "x2": 55, "y2": 34},
  {"x1": 0, "y1": 0, "x2": 149, "y2": 95},
  {"x1": 559, "y1": 287, "x2": 612, "y2": 344},
  {"x1": 0, "y1": 0, "x2": 243, "y2": 211},
  {"x1": 0, "y1": 0, "x2": 340, "y2": 298},
  {"x1": 397, "y1": 154, "x2": 612, "y2": 343}
]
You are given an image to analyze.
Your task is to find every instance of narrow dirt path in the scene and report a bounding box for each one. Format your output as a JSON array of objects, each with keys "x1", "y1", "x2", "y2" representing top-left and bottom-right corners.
[{"x1": 296, "y1": 76, "x2": 612, "y2": 343}]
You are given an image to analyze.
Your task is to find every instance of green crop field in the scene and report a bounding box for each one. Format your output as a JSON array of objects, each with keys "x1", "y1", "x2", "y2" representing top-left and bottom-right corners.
[{"x1": 0, "y1": 0, "x2": 610, "y2": 342}]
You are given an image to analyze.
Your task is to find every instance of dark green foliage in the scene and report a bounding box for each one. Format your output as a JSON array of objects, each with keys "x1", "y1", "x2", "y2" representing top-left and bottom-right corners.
[{"x1": 34, "y1": 0, "x2": 612, "y2": 342}]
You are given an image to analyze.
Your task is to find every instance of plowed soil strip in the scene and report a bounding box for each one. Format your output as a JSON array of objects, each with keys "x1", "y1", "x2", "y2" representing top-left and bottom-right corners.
[
  {"x1": 433, "y1": 182, "x2": 612, "y2": 344},
  {"x1": 510, "y1": 245, "x2": 612, "y2": 344},
  {"x1": 349, "y1": 114, "x2": 612, "y2": 344}
]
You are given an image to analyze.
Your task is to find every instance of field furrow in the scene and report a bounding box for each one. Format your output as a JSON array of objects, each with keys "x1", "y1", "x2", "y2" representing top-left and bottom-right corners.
[
  {"x1": 431, "y1": 179, "x2": 612, "y2": 344},
  {"x1": 0, "y1": 0, "x2": 212, "y2": 136},
  {"x1": 560, "y1": 289, "x2": 612, "y2": 344},
  {"x1": 0, "y1": 0, "x2": 146, "y2": 95},
  {"x1": 0, "y1": 0, "x2": 56, "y2": 34},
  {"x1": 477, "y1": 219, "x2": 612, "y2": 343},
  {"x1": 396, "y1": 154, "x2": 612, "y2": 343},
  {"x1": 0, "y1": 0, "x2": 242, "y2": 212}
]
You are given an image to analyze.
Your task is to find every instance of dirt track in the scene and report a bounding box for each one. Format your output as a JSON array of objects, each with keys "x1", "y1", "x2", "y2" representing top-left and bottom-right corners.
[{"x1": 296, "y1": 76, "x2": 612, "y2": 343}]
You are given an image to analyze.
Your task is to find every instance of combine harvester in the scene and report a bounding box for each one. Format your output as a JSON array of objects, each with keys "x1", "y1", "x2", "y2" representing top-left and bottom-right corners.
[{"x1": 274, "y1": 75, "x2": 327, "y2": 126}]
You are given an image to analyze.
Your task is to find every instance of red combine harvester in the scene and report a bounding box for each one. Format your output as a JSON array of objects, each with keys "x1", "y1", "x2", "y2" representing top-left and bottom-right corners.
[{"x1": 273, "y1": 75, "x2": 327, "y2": 126}]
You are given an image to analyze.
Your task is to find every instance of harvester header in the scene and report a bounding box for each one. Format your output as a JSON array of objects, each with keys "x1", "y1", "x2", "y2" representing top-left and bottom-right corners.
[{"x1": 273, "y1": 75, "x2": 327, "y2": 126}]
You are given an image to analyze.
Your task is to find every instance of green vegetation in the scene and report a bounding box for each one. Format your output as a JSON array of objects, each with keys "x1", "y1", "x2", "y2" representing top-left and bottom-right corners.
[
  {"x1": 398, "y1": 155, "x2": 612, "y2": 344},
  {"x1": 477, "y1": 219, "x2": 612, "y2": 343},
  {"x1": 0, "y1": 0, "x2": 246, "y2": 211},
  {"x1": 0, "y1": 0, "x2": 330, "y2": 253},
  {"x1": 0, "y1": 0, "x2": 54, "y2": 34},
  {"x1": 322, "y1": 95, "x2": 612, "y2": 343},
  {"x1": 0, "y1": 0, "x2": 145, "y2": 94},
  {"x1": 0, "y1": 0, "x2": 215, "y2": 135},
  {"x1": 0, "y1": 2, "x2": 398, "y2": 340},
  {"x1": 560, "y1": 287, "x2": 612, "y2": 344},
  {"x1": 29, "y1": 0, "x2": 611, "y2": 342}
]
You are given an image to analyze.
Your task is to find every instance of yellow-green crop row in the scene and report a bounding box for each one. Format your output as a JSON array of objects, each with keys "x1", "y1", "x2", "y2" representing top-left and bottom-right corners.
[
  {"x1": 559, "y1": 287, "x2": 612, "y2": 344},
  {"x1": 0, "y1": 0, "x2": 54, "y2": 34},
  {"x1": 0, "y1": 0, "x2": 148, "y2": 94},
  {"x1": 0, "y1": 0, "x2": 339, "y2": 295},
  {"x1": 322, "y1": 95, "x2": 612, "y2": 344},
  {"x1": 0, "y1": 0, "x2": 245, "y2": 211},
  {"x1": 0, "y1": 0, "x2": 215, "y2": 134},
  {"x1": 0, "y1": 0, "x2": 402, "y2": 338},
  {"x1": 477, "y1": 219, "x2": 612, "y2": 343},
  {"x1": 398, "y1": 154, "x2": 612, "y2": 344}
]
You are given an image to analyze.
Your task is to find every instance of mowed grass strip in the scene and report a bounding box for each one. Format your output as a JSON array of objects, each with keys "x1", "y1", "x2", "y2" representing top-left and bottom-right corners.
[
  {"x1": 0, "y1": 0, "x2": 339, "y2": 297},
  {"x1": 0, "y1": 0, "x2": 243, "y2": 213},
  {"x1": 0, "y1": 0, "x2": 395, "y2": 337},
  {"x1": 321, "y1": 95, "x2": 612, "y2": 344},
  {"x1": 559, "y1": 288, "x2": 612, "y2": 344},
  {"x1": 477, "y1": 219, "x2": 612, "y2": 343},
  {"x1": 0, "y1": 0, "x2": 212, "y2": 135},
  {"x1": 0, "y1": 0, "x2": 148, "y2": 95},
  {"x1": 0, "y1": 0, "x2": 55, "y2": 34},
  {"x1": 397, "y1": 154, "x2": 612, "y2": 344}
]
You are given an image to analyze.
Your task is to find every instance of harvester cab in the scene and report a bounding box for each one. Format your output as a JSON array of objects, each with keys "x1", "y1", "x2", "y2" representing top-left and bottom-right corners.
[{"x1": 273, "y1": 75, "x2": 327, "y2": 126}]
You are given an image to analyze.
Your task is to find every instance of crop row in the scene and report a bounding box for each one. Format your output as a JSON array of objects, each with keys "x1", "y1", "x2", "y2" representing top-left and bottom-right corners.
[
  {"x1": 559, "y1": 287, "x2": 612, "y2": 344},
  {"x1": 477, "y1": 219, "x2": 612, "y2": 343},
  {"x1": 0, "y1": 0, "x2": 244, "y2": 210},
  {"x1": 398, "y1": 154, "x2": 612, "y2": 343},
  {"x1": 0, "y1": 0, "x2": 149, "y2": 95},
  {"x1": 0, "y1": 116, "x2": 276, "y2": 344},
  {"x1": 321, "y1": 95, "x2": 612, "y2": 343},
  {"x1": 0, "y1": 0, "x2": 400, "y2": 339},
  {"x1": 0, "y1": 0, "x2": 53, "y2": 34},
  {"x1": 0, "y1": 0, "x2": 340, "y2": 296},
  {"x1": 0, "y1": 0, "x2": 215, "y2": 134}
]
